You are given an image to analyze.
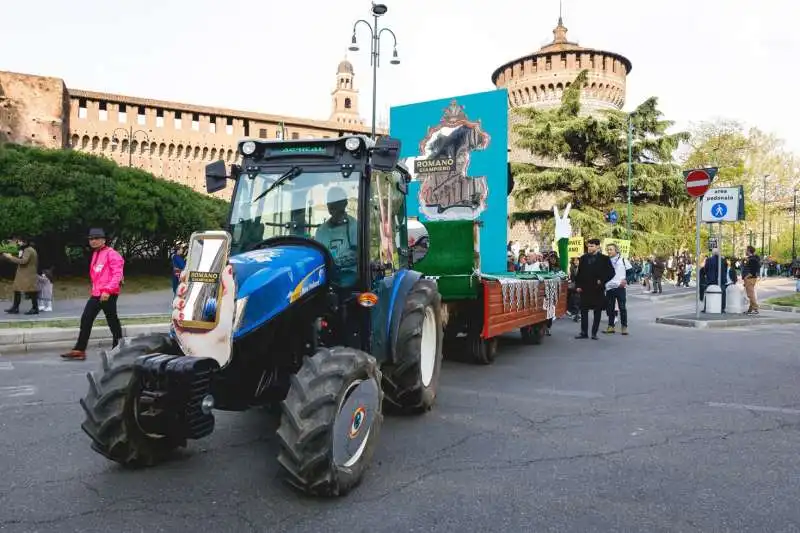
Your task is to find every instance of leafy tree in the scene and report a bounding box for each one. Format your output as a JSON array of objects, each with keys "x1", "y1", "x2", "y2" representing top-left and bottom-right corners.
[
  {"x1": 681, "y1": 119, "x2": 799, "y2": 256},
  {"x1": 0, "y1": 143, "x2": 229, "y2": 274},
  {"x1": 510, "y1": 70, "x2": 691, "y2": 256}
]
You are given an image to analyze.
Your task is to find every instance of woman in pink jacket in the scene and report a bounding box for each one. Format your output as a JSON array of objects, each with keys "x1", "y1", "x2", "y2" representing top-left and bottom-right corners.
[{"x1": 61, "y1": 228, "x2": 125, "y2": 361}]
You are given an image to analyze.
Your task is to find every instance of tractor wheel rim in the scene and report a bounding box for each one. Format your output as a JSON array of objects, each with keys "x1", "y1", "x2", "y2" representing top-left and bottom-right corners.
[{"x1": 420, "y1": 306, "x2": 437, "y2": 388}]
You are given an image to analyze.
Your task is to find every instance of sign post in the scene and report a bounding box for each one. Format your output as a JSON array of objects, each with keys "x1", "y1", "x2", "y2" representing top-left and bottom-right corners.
[
  {"x1": 684, "y1": 168, "x2": 718, "y2": 318},
  {"x1": 699, "y1": 186, "x2": 745, "y2": 313}
]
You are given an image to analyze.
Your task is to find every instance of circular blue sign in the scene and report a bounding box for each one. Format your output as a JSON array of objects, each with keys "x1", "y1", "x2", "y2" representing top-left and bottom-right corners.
[
  {"x1": 711, "y1": 203, "x2": 728, "y2": 218},
  {"x1": 608, "y1": 210, "x2": 619, "y2": 224}
]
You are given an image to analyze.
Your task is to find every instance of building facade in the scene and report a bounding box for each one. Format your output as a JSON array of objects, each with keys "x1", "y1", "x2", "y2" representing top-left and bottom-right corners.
[
  {"x1": 0, "y1": 59, "x2": 377, "y2": 200},
  {"x1": 491, "y1": 16, "x2": 632, "y2": 250}
]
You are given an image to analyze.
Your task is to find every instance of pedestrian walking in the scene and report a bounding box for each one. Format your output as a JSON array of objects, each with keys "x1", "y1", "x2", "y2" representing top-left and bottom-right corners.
[
  {"x1": 651, "y1": 256, "x2": 665, "y2": 294},
  {"x1": 171, "y1": 243, "x2": 187, "y2": 294},
  {"x1": 60, "y1": 228, "x2": 125, "y2": 361},
  {"x1": 574, "y1": 238, "x2": 614, "y2": 340},
  {"x1": 603, "y1": 243, "x2": 630, "y2": 335},
  {"x1": 37, "y1": 268, "x2": 54, "y2": 312},
  {"x1": 742, "y1": 245, "x2": 761, "y2": 314},
  {"x1": 2, "y1": 236, "x2": 40, "y2": 315}
]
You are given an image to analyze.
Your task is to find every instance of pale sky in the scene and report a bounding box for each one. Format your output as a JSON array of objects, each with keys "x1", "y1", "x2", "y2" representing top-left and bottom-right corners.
[{"x1": 3, "y1": 0, "x2": 799, "y2": 155}]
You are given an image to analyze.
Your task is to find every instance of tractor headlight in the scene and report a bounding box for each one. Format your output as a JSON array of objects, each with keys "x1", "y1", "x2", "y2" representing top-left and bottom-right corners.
[
  {"x1": 233, "y1": 296, "x2": 249, "y2": 331},
  {"x1": 344, "y1": 137, "x2": 361, "y2": 151},
  {"x1": 241, "y1": 141, "x2": 257, "y2": 155}
]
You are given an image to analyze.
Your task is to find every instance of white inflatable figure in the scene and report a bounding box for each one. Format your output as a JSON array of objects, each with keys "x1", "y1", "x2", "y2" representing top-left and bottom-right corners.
[
  {"x1": 553, "y1": 203, "x2": 573, "y2": 241},
  {"x1": 553, "y1": 203, "x2": 572, "y2": 272},
  {"x1": 171, "y1": 264, "x2": 236, "y2": 367}
]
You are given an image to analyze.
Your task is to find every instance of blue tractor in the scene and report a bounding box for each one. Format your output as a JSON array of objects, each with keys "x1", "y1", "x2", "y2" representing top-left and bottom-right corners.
[{"x1": 79, "y1": 135, "x2": 444, "y2": 497}]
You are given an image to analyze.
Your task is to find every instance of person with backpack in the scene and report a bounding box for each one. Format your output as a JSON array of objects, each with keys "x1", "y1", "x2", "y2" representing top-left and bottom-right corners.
[
  {"x1": 60, "y1": 228, "x2": 125, "y2": 361},
  {"x1": 603, "y1": 243, "x2": 631, "y2": 335}
]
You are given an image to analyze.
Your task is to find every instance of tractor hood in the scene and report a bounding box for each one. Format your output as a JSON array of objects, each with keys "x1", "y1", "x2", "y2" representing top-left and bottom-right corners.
[{"x1": 228, "y1": 243, "x2": 328, "y2": 338}]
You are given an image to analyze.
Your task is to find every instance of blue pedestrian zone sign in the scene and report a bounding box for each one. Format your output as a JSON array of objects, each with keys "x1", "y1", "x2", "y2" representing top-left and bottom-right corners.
[
  {"x1": 701, "y1": 186, "x2": 745, "y2": 223},
  {"x1": 607, "y1": 210, "x2": 619, "y2": 224}
]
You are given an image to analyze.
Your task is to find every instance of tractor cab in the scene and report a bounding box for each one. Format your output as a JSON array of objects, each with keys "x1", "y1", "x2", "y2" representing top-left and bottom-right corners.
[{"x1": 206, "y1": 135, "x2": 408, "y2": 290}]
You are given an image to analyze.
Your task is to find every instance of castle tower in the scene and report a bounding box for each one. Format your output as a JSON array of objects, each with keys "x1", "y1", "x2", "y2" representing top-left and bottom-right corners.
[
  {"x1": 329, "y1": 58, "x2": 363, "y2": 126},
  {"x1": 491, "y1": 15, "x2": 632, "y2": 114},
  {"x1": 491, "y1": 12, "x2": 633, "y2": 248}
]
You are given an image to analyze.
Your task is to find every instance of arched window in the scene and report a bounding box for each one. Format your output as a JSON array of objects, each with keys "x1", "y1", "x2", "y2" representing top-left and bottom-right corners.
[{"x1": 344, "y1": 97, "x2": 352, "y2": 109}]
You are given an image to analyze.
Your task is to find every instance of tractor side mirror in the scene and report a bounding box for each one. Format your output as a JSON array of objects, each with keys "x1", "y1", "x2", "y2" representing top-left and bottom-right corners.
[
  {"x1": 205, "y1": 160, "x2": 228, "y2": 193},
  {"x1": 205, "y1": 162, "x2": 241, "y2": 193},
  {"x1": 371, "y1": 136, "x2": 402, "y2": 171}
]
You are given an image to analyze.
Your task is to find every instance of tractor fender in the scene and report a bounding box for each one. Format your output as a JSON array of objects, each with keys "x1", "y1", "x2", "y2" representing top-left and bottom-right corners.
[{"x1": 385, "y1": 269, "x2": 423, "y2": 364}]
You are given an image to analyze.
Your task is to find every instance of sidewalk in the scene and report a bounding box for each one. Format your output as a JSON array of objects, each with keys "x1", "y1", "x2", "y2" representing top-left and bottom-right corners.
[
  {"x1": 0, "y1": 290, "x2": 173, "y2": 355},
  {"x1": 0, "y1": 290, "x2": 173, "y2": 322}
]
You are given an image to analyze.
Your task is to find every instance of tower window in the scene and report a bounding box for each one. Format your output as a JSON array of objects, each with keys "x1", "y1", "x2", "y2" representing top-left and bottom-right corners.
[
  {"x1": 344, "y1": 97, "x2": 352, "y2": 109},
  {"x1": 78, "y1": 98, "x2": 87, "y2": 119}
]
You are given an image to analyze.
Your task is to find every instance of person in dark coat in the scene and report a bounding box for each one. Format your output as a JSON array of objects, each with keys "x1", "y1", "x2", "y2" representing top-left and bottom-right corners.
[{"x1": 574, "y1": 238, "x2": 615, "y2": 340}]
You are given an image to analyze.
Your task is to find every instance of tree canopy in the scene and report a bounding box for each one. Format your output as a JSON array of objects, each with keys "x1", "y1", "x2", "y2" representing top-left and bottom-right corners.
[
  {"x1": 681, "y1": 119, "x2": 799, "y2": 258},
  {"x1": 510, "y1": 70, "x2": 692, "y2": 256},
  {"x1": 0, "y1": 143, "x2": 229, "y2": 273}
]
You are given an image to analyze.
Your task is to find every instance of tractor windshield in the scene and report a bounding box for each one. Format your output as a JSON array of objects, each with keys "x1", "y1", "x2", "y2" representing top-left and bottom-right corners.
[{"x1": 229, "y1": 169, "x2": 361, "y2": 279}]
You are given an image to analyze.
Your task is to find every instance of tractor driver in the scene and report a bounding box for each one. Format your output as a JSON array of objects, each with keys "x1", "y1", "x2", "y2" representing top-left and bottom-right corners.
[{"x1": 314, "y1": 186, "x2": 358, "y2": 285}]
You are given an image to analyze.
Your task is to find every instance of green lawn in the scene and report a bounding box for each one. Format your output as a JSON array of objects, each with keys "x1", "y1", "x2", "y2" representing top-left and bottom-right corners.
[
  {"x1": 0, "y1": 315, "x2": 171, "y2": 329},
  {"x1": 765, "y1": 294, "x2": 800, "y2": 308},
  {"x1": 0, "y1": 274, "x2": 171, "y2": 300}
]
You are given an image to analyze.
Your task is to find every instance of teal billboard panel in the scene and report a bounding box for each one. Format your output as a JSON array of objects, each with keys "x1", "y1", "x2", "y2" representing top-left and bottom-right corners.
[{"x1": 390, "y1": 89, "x2": 509, "y2": 275}]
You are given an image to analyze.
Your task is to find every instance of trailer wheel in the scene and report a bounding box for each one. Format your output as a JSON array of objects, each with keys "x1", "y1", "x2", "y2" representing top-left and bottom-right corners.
[
  {"x1": 520, "y1": 324, "x2": 545, "y2": 345},
  {"x1": 470, "y1": 335, "x2": 497, "y2": 365},
  {"x1": 382, "y1": 279, "x2": 444, "y2": 414}
]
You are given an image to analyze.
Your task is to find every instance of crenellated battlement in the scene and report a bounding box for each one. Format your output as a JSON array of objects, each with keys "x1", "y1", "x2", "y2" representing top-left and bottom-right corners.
[{"x1": 491, "y1": 19, "x2": 631, "y2": 113}]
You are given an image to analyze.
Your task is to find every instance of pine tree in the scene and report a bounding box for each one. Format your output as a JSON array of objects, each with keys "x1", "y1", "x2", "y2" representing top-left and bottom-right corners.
[{"x1": 510, "y1": 70, "x2": 691, "y2": 256}]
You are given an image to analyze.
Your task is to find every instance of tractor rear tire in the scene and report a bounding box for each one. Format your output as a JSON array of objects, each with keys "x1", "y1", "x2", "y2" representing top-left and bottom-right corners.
[
  {"x1": 80, "y1": 334, "x2": 183, "y2": 467},
  {"x1": 382, "y1": 279, "x2": 444, "y2": 414},
  {"x1": 277, "y1": 347, "x2": 384, "y2": 497}
]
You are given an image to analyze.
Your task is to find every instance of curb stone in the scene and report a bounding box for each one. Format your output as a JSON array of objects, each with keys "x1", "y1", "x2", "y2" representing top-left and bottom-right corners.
[
  {"x1": 0, "y1": 324, "x2": 170, "y2": 355},
  {"x1": 655, "y1": 315, "x2": 800, "y2": 329},
  {"x1": 759, "y1": 304, "x2": 800, "y2": 314}
]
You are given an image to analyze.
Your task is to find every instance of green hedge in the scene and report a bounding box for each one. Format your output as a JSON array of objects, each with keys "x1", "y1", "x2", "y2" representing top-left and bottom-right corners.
[{"x1": 0, "y1": 143, "x2": 230, "y2": 275}]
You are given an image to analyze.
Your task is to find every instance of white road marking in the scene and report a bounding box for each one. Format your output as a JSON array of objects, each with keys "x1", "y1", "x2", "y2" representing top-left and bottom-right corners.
[
  {"x1": 0, "y1": 362, "x2": 14, "y2": 370},
  {"x1": 708, "y1": 402, "x2": 800, "y2": 415},
  {"x1": 0, "y1": 385, "x2": 36, "y2": 398}
]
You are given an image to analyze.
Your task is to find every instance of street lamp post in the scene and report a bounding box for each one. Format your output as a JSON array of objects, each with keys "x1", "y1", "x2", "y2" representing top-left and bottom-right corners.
[
  {"x1": 792, "y1": 187, "x2": 797, "y2": 262},
  {"x1": 349, "y1": 2, "x2": 401, "y2": 139},
  {"x1": 626, "y1": 113, "x2": 633, "y2": 240},
  {"x1": 761, "y1": 174, "x2": 768, "y2": 256},
  {"x1": 112, "y1": 126, "x2": 150, "y2": 167}
]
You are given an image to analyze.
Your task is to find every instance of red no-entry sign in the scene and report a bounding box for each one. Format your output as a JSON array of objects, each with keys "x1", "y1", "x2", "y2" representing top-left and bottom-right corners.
[{"x1": 684, "y1": 168, "x2": 717, "y2": 198}]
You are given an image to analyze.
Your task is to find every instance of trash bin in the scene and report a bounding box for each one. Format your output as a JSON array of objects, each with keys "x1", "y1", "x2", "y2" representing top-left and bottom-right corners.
[{"x1": 704, "y1": 284, "x2": 723, "y2": 314}]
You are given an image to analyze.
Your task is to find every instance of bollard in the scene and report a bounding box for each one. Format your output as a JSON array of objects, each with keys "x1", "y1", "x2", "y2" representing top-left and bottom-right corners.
[
  {"x1": 726, "y1": 283, "x2": 745, "y2": 314},
  {"x1": 704, "y1": 284, "x2": 723, "y2": 314}
]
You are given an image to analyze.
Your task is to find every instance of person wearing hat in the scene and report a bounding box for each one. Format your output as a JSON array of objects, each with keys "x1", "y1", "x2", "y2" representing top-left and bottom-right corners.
[
  {"x1": 314, "y1": 186, "x2": 358, "y2": 285},
  {"x1": 2, "y1": 236, "x2": 40, "y2": 315},
  {"x1": 60, "y1": 228, "x2": 125, "y2": 361}
]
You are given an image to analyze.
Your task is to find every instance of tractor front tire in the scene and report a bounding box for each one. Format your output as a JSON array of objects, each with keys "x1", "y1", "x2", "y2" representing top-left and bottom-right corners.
[
  {"x1": 277, "y1": 347, "x2": 384, "y2": 497},
  {"x1": 80, "y1": 334, "x2": 183, "y2": 467},
  {"x1": 382, "y1": 279, "x2": 444, "y2": 414}
]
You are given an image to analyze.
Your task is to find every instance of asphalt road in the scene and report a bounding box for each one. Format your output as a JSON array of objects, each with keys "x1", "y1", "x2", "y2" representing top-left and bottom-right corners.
[{"x1": 1, "y1": 287, "x2": 799, "y2": 532}]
